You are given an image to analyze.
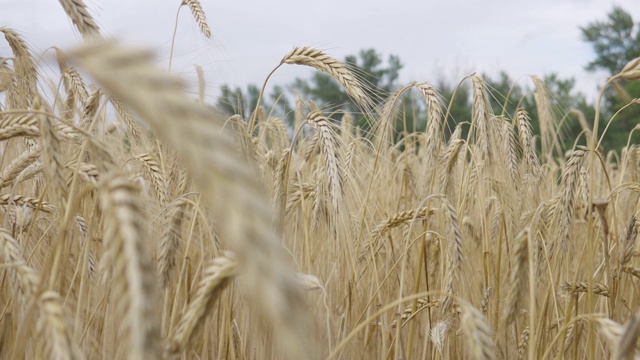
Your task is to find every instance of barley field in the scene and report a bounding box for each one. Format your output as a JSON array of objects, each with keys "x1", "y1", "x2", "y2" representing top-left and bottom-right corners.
[{"x1": 0, "y1": 1, "x2": 639, "y2": 359}]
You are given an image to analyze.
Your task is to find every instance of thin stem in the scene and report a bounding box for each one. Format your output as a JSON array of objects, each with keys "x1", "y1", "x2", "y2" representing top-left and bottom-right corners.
[
  {"x1": 168, "y1": 5, "x2": 183, "y2": 71},
  {"x1": 249, "y1": 64, "x2": 283, "y2": 133}
]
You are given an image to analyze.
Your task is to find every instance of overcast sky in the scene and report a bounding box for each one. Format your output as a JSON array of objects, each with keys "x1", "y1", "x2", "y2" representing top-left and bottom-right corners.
[{"x1": 2, "y1": 0, "x2": 639, "y2": 103}]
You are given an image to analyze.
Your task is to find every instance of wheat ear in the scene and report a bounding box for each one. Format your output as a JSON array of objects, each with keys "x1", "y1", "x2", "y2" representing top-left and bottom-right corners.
[
  {"x1": 459, "y1": 301, "x2": 497, "y2": 360},
  {"x1": 361, "y1": 206, "x2": 436, "y2": 261},
  {"x1": 471, "y1": 75, "x2": 494, "y2": 164},
  {"x1": 1, "y1": 27, "x2": 37, "y2": 108},
  {"x1": 0, "y1": 194, "x2": 55, "y2": 213},
  {"x1": 181, "y1": 0, "x2": 212, "y2": 38},
  {"x1": 58, "y1": 0, "x2": 100, "y2": 38},
  {"x1": 440, "y1": 196, "x2": 464, "y2": 314},
  {"x1": 282, "y1": 47, "x2": 370, "y2": 109},
  {"x1": 34, "y1": 96, "x2": 69, "y2": 208},
  {"x1": 158, "y1": 198, "x2": 187, "y2": 288},
  {"x1": 135, "y1": 152, "x2": 169, "y2": 205},
  {"x1": 416, "y1": 82, "x2": 444, "y2": 171},
  {"x1": 612, "y1": 313, "x2": 640, "y2": 360},
  {"x1": 516, "y1": 108, "x2": 541, "y2": 176},
  {"x1": 307, "y1": 111, "x2": 342, "y2": 213},
  {"x1": 168, "y1": 253, "x2": 237, "y2": 354},
  {"x1": 504, "y1": 228, "x2": 530, "y2": 323},
  {"x1": 555, "y1": 148, "x2": 587, "y2": 253},
  {"x1": 35, "y1": 291, "x2": 83, "y2": 359},
  {"x1": 516, "y1": 328, "x2": 529, "y2": 360},
  {"x1": 0, "y1": 144, "x2": 40, "y2": 189},
  {"x1": 98, "y1": 172, "x2": 159, "y2": 359},
  {"x1": 0, "y1": 227, "x2": 39, "y2": 304},
  {"x1": 561, "y1": 281, "x2": 610, "y2": 297}
]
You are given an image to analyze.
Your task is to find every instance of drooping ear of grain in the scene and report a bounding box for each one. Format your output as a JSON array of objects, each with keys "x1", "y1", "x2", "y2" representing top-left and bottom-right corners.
[
  {"x1": 58, "y1": 0, "x2": 101, "y2": 38},
  {"x1": 1, "y1": 28, "x2": 38, "y2": 108},
  {"x1": 181, "y1": 0, "x2": 212, "y2": 39},
  {"x1": 282, "y1": 47, "x2": 373, "y2": 112}
]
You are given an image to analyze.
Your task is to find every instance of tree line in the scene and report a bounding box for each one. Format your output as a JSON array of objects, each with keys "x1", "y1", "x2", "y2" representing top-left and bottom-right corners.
[{"x1": 216, "y1": 6, "x2": 640, "y2": 151}]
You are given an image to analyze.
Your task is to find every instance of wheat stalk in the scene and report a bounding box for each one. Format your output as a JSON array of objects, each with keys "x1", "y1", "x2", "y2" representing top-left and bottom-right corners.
[
  {"x1": 0, "y1": 227, "x2": 39, "y2": 304},
  {"x1": 35, "y1": 95, "x2": 69, "y2": 208}
]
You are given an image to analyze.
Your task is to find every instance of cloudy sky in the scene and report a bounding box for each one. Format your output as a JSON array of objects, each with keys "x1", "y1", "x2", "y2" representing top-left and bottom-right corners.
[{"x1": 2, "y1": 0, "x2": 639, "y2": 102}]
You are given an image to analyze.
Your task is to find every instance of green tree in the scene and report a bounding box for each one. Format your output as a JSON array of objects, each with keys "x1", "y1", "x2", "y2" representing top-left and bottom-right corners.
[
  {"x1": 581, "y1": 6, "x2": 640, "y2": 75},
  {"x1": 581, "y1": 6, "x2": 640, "y2": 149},
  {"x1": 216, "y1": 84, "x2": 260, "y2": 119}
]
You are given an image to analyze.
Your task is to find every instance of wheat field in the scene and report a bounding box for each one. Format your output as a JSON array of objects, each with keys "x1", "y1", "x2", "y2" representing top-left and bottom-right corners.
[{"x1": 0, "y1": 1, "x2": 639, "y2": 359}]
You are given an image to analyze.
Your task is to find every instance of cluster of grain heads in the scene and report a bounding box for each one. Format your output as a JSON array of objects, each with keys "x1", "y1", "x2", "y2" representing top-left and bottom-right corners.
[
  {"x1": 63, "y1": 40, "x2": 317, "y2": 359},
  {"x1": 1, "y1": 2, "x2": 639, "y2": 358},
  {"x1": 0, "y1": 228, "x2": 81, "y2": 359}
]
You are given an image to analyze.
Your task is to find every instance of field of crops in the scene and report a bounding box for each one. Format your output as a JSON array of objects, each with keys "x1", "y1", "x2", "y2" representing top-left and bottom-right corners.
[{"x1": 1, "y1": 1, "x2": 639, "y2": 359}]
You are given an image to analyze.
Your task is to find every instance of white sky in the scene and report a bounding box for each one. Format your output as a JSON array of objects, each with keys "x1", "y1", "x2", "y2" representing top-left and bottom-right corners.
[{"x1": 2, "y1": 0, "x2": 639, "y2": 103}]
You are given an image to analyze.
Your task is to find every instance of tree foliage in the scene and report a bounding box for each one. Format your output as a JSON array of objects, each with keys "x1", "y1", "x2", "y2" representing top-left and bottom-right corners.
[
  {"x1": 581, "y1": 6, "x2": 640, "y2": 75},
  {"x1": 582, "y1": 6, "x2": 640, "y2": 149}
]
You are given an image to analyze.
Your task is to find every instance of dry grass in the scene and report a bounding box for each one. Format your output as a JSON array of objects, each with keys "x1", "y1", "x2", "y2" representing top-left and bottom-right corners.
[{"x1": 0, "y1": 3, "x2": 639, "y2": 359}]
